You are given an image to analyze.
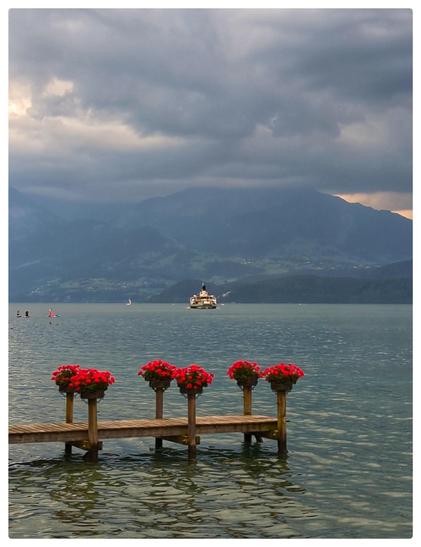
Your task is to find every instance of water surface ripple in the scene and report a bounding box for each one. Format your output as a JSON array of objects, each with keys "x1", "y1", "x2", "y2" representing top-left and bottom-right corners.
[{"x1": 9, "y1": 304, "x2": 412, "y2": 538}]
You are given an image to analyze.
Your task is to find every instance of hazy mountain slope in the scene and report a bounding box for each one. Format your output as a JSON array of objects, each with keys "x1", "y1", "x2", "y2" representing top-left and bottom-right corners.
[
  {"x1": 119, "y1": 186, "x2": 411, "y2": 262},
  {"x1": 149, "y1": 270, "x2": 412, "y2": 304},
  {"x1": 9, "y1": 186, "x2": 412, "y2": 302},
  {"x1": 218, "y1": 275, "x2": 412, "y2": 304}
]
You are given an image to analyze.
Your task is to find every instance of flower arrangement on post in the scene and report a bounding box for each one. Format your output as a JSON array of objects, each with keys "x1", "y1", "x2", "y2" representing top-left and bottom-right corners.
[
  {"x1": 51, "y1": 364, "x2": 81, "y2": 393},
  {"x1": 69, "y1": 368, "x2": 116, "y2": 399},
  {"x1": 172, "y1": 364, "x2": 214, "y2": 397},
  {"x1": 261, "y1": 363, "x2": 304, "y2": 392},
  {"x1": 227, "y1": 360, "x2": 261, "y2": 390},
  {"x1": 138, "y1": 360, "x2": 177, "y2": 391}
]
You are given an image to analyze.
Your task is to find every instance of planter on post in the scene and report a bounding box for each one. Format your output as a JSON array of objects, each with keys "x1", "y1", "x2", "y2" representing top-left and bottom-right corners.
[
  {"x1": 227, "y1": 361, "x2": 261, "y2": 444},
  {"x1": 70, "y1": 367, "x2": 115, "y2": 462},
  {"x1": 173, "y1": 365, "x2": 214, "y2": 460},
  {"x1": 137, "y1": 360, "x2": 176, "y2": 449},
  {"x1": 261, "y1": 363, "x2": 305, "y2": 456},
  {"x1": 51, "y1": 364, "x2": 81, "y2": 457}
]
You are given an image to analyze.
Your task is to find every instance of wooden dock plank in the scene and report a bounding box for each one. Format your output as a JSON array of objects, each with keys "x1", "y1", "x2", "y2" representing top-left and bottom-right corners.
[{"x1": 9, "y1": 415, "x2": 277, "y2": 445}]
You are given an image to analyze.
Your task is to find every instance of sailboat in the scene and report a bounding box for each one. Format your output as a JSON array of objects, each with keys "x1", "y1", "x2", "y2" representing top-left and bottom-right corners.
[{"x1": 126, "y1": 298, "x2": 132, "y2": 306}]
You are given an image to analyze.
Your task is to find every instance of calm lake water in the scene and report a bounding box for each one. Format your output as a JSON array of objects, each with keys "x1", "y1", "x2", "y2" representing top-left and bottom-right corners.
[{"x1": 9, "y1": 303, "x2": 412, "y2": 539}]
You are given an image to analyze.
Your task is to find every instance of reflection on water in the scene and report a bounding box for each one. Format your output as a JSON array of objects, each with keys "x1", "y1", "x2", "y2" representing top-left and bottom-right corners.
[
  {"x1": 10, "y1": 446, "x2": 311, "y2": 539},
  {"x1": 9, "y1": 304, "x2": 412, "y2": 538}
]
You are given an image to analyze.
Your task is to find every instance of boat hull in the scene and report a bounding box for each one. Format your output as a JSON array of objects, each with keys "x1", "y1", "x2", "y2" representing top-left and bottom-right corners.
[{"x1": 190, "y1": 303, "x2": 217, "y2": 309}]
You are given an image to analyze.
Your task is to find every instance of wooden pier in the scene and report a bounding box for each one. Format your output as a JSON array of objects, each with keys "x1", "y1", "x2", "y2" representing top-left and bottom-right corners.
[
  {"x1": 9, "y1": 383, "x2": 291, "y2": 461},
  {"x1": 9, "y1": 415, "x2": 278, "y2": 445},
  {"x1": 9, "y1": 414, "x2": 281, "y2": 459}
]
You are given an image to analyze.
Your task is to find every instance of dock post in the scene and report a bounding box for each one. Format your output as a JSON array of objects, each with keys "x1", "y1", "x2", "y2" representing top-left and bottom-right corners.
[
  {"x1": 187, "y1": 393, "x2": 197, "y2": 459},
  {"x1": 243, "y1": 386, "x2": 252, "y2": 444},
  {"x1": 64, "y1": 392, "x2": 74, "y2": 456},
  {"x1": 155, "y1": 389, "x2": 164, "y2": 449},
  {"x1": 86, "y1": 398, "x2": 99, "y2": 462},
  {"x1": 277, "y1": 391, "x2": 287, "y2": 456}
]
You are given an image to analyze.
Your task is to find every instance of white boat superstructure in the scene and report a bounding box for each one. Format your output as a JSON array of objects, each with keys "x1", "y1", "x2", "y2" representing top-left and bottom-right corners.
[{"x1": 189, "y1": 283, "x2": 217, "y2": 309}]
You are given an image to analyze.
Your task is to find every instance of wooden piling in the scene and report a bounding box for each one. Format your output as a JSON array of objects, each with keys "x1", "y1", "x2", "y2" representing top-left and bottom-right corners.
[
  {"x1": 243, "y1": 386, "x2": 252, "y2": 444},
  {"x1": 155, "y1": 389, "x2": 164, "y2": 449},
  {"x1": 187, "y1": 393, "x2": 197, "y2": 459},
  {"x1": 276, "y1": 391, "x2": 287, "y2": 455},
  {"x1": 86, "y1": 398, "x2": 99, "y2": 462},
  {"x1": 64, "y1": 392, "x2": 74, "y2": 456}
]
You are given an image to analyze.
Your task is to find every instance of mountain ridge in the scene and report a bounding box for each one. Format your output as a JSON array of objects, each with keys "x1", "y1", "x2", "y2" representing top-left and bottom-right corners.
[
  {"x1": 9, "y1": 186, "x2": 412, "y2": 302},
  {"x1": 147, "y1": 260, "x2": 412, "y2": 304}
]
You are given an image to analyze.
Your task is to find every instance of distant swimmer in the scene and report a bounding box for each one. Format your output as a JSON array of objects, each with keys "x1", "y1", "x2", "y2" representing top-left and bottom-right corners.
[
  {"x1": 16, "y1": 310, "x2": 21, "y2": 318},
  {"x1": 25, "y1": 310, "x2": 30, "y2": 318},
  {"x1": 48, "y1": 308, "x2": 57, "y2": 318}
]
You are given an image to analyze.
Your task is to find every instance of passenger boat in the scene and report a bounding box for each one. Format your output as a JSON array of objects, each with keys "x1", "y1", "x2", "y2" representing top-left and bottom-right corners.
[{"x1": 189, "y1": 283, "x2": 217, "y2": 309}]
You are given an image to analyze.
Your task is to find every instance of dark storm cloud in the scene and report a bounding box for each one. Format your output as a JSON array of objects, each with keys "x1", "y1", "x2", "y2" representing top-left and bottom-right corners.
[{"x1": 9, "y1": 8, "x2": 412, "y2": 203}]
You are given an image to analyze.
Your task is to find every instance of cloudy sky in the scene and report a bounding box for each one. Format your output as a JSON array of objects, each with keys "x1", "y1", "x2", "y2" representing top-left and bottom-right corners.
[{"x1": 9, "y1": 8, "x2": 412, "y2": 217}]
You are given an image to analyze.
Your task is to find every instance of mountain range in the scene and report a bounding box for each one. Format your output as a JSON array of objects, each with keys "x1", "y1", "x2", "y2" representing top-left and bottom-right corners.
[
  {"x1": 9, "y1": 186, "x2": 412, "y2": 303},
  {"x1": 149, "y1": 261, "x2": 412, "y2": 304}
]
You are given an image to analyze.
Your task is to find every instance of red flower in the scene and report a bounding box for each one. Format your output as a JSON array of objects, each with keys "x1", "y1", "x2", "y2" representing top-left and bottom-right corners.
[
  {"x1": 51, "y1": 364, "x2": 115, "y2": 393},
  {"x1": 261, "y1": 363, "x2": 304, "y2": 384},
  {"x1": 173, "y1": 364, "x2": 214, "y2": 391},
  {"x1": 51, "y1": 364, "x2": 81, "y2": 387},
  {"x1": 138, "y1": 360, "x2": 177, "y2": 384},
  {"x1": 227, "y1": 360, "x2": 261, "y2": 382},
  {"x1": 69, "y1": 368, "x2": 115, "y2": 393}
]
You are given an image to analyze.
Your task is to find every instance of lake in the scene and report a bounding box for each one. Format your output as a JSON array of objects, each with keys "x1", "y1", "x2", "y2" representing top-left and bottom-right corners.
[{"x1": 8, "y1": 303, "x2": 412, "y2": 538}]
